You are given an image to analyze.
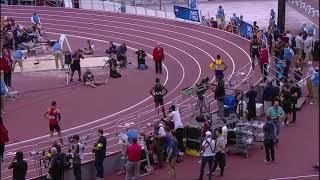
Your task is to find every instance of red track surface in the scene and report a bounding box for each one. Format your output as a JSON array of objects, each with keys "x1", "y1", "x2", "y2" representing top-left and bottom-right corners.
[{"x1": 0, "y1": 5, "x2": 318, "y2": 180}]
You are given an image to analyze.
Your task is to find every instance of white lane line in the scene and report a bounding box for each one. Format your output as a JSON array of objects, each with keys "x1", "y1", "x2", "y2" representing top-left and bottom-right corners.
[
  {"x1": 5, "y1": 31, "x2": 190, "y2": 148},
  {"x1": 267, "y1": 174, "x2": 319, "y2": 180}
]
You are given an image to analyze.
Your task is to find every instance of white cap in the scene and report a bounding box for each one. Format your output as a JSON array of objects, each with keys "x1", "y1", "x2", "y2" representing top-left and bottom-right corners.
[
  {"x1": 308, "y1": 61, "x2": 312, "y2": 65},
  {"x1": 159, "y1": 123, "x2": 164, "y2": 127},
  {"x1": 205, "y1": 131, "x2": 211, "y2": 137}
]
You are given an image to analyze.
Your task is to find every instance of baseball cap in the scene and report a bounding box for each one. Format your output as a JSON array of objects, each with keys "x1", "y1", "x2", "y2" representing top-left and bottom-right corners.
[{"x1": 205, "y1": 131, "x2": 211, "y2": 137}]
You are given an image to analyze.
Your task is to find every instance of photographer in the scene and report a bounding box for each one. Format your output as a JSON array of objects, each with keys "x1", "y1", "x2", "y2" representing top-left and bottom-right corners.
[
  {"x1": 70, "y1": 49, "x2": 84, "y2": 82},
  {"x1": 109, "y1": 54, "x2": 121, "y2": 78},
  {"x1": 83, "y1": 40, "x2": 95, "y2": 55},
  {"x1": 198, "y1": 131, "x2": 215, "y2": 180},
  {"x1": 116, "y1": 43, "x2": 127, "y2": 68},
  {"x1": 8, "y1": 151, "x2": 28, "y2": 180},
  {"x1": 136, "y1": 49, "x2": 147, "y2": 70},
  {"x1": 83, "y1": 69, "x2": 104, "y2": 88}
]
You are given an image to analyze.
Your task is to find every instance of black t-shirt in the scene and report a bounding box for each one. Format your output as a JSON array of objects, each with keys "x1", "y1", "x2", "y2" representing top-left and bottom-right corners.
[
  {"x1": 154, "y1": 84, "x2": 164, "y2": 98},
  {"x1": 95, "y1": 136, "x2": 107, "y2": 160},
  {"x1": 214, "y1": 83, "x2": 225, "y2": 102},
  {"x1": 9, "y1": 160, "x2": 28, "y2": 180},
  {"x1": 246, "y1": 90, "x2": 257, "y2": 104}
]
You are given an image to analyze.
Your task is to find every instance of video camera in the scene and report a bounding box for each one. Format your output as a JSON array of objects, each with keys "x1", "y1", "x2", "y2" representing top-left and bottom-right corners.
[{"x1": 195, "y1": 77, "x2": 210, "y2": 99}]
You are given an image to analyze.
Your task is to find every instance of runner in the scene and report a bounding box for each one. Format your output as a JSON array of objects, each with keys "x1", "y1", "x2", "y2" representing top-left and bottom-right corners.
[
  {"x1": 43, "y1": 101, "x2": 64, "y2": 145},
  {"x1": 250, "y1": 35, "x2": 261, "y2": 71},
  {"x1": 150, "y1": 78, "x2": 168, "y2": 118}
]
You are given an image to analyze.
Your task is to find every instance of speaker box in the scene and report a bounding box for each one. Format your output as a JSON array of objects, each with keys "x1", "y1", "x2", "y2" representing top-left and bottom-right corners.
[{"x1": 185, "y1": 125, "x2": 202, "y2": 140}]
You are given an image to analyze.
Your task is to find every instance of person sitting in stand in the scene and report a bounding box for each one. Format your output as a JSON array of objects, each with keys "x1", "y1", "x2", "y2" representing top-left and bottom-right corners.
[
  {"x1": 83, "y1": 69, "x2": 104, "y2": 88},
  {"x1": 83, "y1": 40, "x2": 96, "y2": 55},
  {"x1": 136, "y1": 48, "x2": 148, "y2": 70}
]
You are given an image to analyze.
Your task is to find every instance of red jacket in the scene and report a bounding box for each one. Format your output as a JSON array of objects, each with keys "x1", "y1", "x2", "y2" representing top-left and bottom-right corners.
[
  {"x1": 0, "y1": 53, "x2": 13, "y2": 73},
  {"x1": 0, "y1": 124, "x2": 9, "y2": 144},
  {"x1": 260, "y1": 48, "x2": 269, "y2": 64},
  {"x1": 153, "y1": 47, "x2": 164, "y2": 62}
]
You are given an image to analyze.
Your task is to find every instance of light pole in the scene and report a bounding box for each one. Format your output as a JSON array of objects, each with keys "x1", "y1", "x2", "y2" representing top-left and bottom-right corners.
[{"x1": 277, "y1": 0, "x2": 286, "y2": 33}]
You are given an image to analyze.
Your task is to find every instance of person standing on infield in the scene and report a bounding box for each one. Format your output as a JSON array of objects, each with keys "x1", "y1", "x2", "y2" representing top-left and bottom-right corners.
[
  {"x1": 43, "y1": 101, "x2": 64, "y2": 145},
  {"x1": 150, "y1": 78, "x2": 168, "y2": 118},
  {"x1": 153, "y1": 42, "x2": 164, "y2": 74}
]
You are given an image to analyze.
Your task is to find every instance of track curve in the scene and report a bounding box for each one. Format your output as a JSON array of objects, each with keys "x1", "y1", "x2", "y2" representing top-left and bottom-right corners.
[{"x1": 1, "y1": 5, "x2": 261, "y2": 179}]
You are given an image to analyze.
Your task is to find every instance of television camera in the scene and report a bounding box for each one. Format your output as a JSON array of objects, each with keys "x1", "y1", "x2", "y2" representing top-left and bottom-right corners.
[{"x1": 195, "y1": 77, "x2": 210, "y2": 100}]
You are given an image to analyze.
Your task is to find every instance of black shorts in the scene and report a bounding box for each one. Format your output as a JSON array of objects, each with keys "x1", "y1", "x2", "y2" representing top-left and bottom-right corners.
[
  {"x1": 154, "y1": 96, "x2": 164, "y2": 106},
  {"x1": 251, "y1": 51, "x2": 260, "y2": 58},
  {"x1": 71, "y1": 63, "x2": 81, "y2": 72},
  {"x1": 49, "y1": 124, "x2": 61, "y2": 132}
]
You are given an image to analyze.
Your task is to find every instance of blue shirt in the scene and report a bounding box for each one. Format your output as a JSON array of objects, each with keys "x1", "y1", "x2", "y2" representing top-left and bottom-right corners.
[
  {"x1": 167, "y1": 137, "x2": 178, "y2": 158},
  {"x1": 32, "y1": 15, "x2": 40, "y2": 24},
  {"x1": 267, "y1": 106, "x2": 284, "y2": 120},
  {"x1": 1, "y1": 80, "x2": 8, "y2": 96},
  {"x1": 127, "y1": 129, "x2": 138, "y2": 144},
  {"x1": 283, "y1": 47, "x2": 294, "y2": 61},
  {"x1": 307, "y1": 26, "x2": 315, "y2": 34},
  {"x1": 52, "y1": 43, "x2": 62, "y2": 52},
  {"x1": 13, "y1": 50, "x2": 23, "y2": 59},
  {"x1": 217, "y1": 9, "x2": 225, "y2": 19},
  {"x1": 312, "y1": 71, "x2": 319, "y2": 86},
  {"x1": 270, "y1": 11, "x2": 275, "y2": 21}
]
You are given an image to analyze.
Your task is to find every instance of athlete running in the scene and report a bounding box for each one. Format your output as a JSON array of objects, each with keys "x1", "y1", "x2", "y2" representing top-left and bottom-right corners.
[
  {"x1": 43, "y1": 101, "x2": 64, "y2": 145},
  {"x1": 150, "y1": 78, "x2": 168, "y2": 118}
]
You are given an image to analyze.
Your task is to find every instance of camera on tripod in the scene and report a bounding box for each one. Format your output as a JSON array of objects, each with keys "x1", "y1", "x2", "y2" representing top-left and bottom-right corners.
[{"x1": 195, "y1": 77, "x2": 210, "y2": 100}]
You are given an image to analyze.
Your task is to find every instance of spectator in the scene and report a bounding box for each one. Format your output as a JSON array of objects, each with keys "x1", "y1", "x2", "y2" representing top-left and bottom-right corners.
[
  {"x1": 280, "y1": 83, "x2": 292, "y2": 125},
  {"x1": 51, "y1": 41, "x2": 64, "y2": 69},
  {"x1": 253, "y1": 21, "x2": 259, "y2": 34},
  {"x1": 216, "y1": 6, "x2": 225, "y2": 20},
  {"x1": 31, "y1": 13, "x2": 41, "y2": 25},
  {"x1": 295, "y1": 32, "x2": 303, "y2": 60},
  {"x1": 212, "y1": 128, "x2": 226, "y2": 176},
  {"x1": 285, "y1": 31, "x2": 293, "y2": 47},
  {"x1": 109, "y1": 54, "x2": 121, "y2": 78},
  {"x1": 120, "y1": 2, "x2": 126, "y2": 13},
  {"x1": 8, "y1": 151, "x2": 28, "y2": 180},
  {"x1": 263, "y1": 116, "x2": 275, "y2": 163},
  {"x1": 166, "y1": 130, "x2": 178, "y2": 180},
  {"x1": 267, "y1": 101, "x2": 285, "y2": 143},
  {"x1": 83, "y1": 40, "x2": 96, "y2": 55},
  {"x1": 153, "y1": 42, "x2": 164, "y2": 75},
  {"x1": 269, "y1": 9, "x2": 276, "y2": 26},
  {"x1": 198, "y1": 131, "x2": 215, "y2": 180},
  {"x1": 0, "y1": 48, "x2": 13, "y2": 88},
  {"x1": 214, "y1": 77, "x2": 225, "y2": 119},
  {"x1": 307, "y1": 61, "x2": 316, "y2": 104},
  {"x1": 12, "y1": 49, "x2": 27, "y2": 72},
  {"x1": 167, "y1": 105, "x2": 184, "y2": 158},
  {"x1": 260, "y1": 44, "x2": 269, "y2": 82},
  {"x1": 311, "y1": 67, "x2": 319, "y2": 104},
  {"x1": 116, "y1": 43, "x2": 127, "y2": 68},
  {"x1": 70, "y1": 49, "x2": 84, "y2": 82},
  {"x1": 93, "y1": 129, "x2": 107, "y2": 179},
  {"x1": 263, "y1": 81, "x2": 274, "y2": 114},
  {"x1": 307, "y1": 24, "x2": 316, "y2": 36},
  {"x1": 127, "y1": 129, "x2": 139, "y2": 144},
  {"x1": 48, "y1": 147, "x2": 63, "y2": 180},
  {"x1": 1, "y1": 78, "x2": 8, "y2": 115},
  {"x1": 70, "y1": 135, "x2": 82, "y2": 180},
  {"x1": 0, "y1": 116, "x2": 9, "y2": 161},
  {"x1": 283, "y1": 44, "x2": 294, "y2": 78},
  {"x1": 246, "y1": 85, "x2": 257, "y2": 121},
  {"x1": 126, "y1": 137, "x2": 142, "y2": 180},
  {"x1": 289, "y1": 80, "x2": 301, "y2": 123},
  {"x1": 304, "y1": 33, "x2": 315, "y2": 62},
  {"x1": 299, "y1": 23, "x2": 307, "y2": 33},
  {"x1": 293, "y1": 60, "x2": 303, "y2": 81},
  {"x1": 221, "y1": 119, "x2": 228, "y2": 144}
]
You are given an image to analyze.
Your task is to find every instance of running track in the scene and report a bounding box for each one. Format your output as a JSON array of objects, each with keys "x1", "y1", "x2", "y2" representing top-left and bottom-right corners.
[{"x1": 0, "y1": 5, "x2": 260, "y2": 179}]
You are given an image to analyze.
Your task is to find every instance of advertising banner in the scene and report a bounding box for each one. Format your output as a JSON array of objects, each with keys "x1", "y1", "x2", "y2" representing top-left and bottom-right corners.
[{"x1": 174, "y1": 6, "x2": 200, "y2": 22}]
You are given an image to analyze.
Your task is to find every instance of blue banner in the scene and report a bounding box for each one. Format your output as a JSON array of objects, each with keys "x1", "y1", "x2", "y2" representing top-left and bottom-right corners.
[
  {"x1": 174, "y1": 6, "x2": 200, "y2": 22},
  {"x1": 238, "y1": 20, "x2": 254, "y2": 39}
]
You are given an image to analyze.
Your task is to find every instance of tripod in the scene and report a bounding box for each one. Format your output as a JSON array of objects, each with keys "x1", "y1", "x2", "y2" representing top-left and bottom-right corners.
[{"x1": 191, "y1": 93, "x2": 209, "y2": 121}]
